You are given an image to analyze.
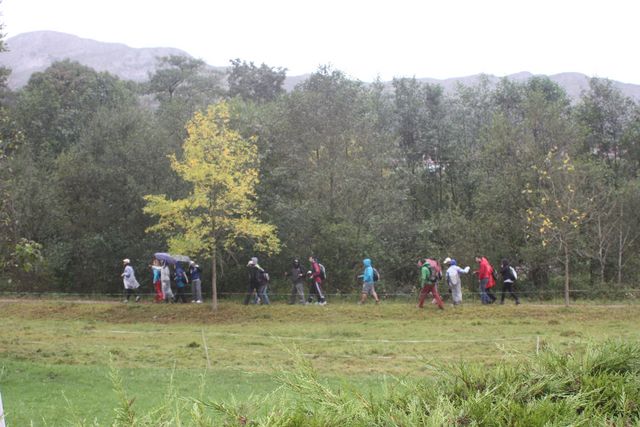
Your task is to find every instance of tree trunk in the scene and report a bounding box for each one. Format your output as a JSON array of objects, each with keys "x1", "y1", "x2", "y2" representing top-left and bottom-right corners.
[
  {"x1": 564, "y1": 244, "x2": 570, "y2": 307},
  {"x1": 597, "y1": 218, "x2": 605, "y2": 284},
  {"x1": 618, "y1": 228, "x2": 623, "y2": 286},
  {"x1": 211, "y1": 247, "x2": 218, "y2": 311},
  {"x1": 617, "y1": 200, "x2": 623, "y2": 286}
]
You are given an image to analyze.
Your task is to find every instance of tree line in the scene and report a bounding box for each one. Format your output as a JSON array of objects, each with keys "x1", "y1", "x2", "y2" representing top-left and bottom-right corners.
[{"x1": 1, "y1": 46, "x2": 639, "y2": 302}]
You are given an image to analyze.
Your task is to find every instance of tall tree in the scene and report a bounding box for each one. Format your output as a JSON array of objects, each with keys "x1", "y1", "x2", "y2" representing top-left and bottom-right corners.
[
  {"x1": 227, "y1": 58, "x2": 286, "y2": 103},
  {"x1": 576, "y1": 78, "x2": 635, "y2": 177},
  {"x1": 147, "y1": 55, "x2": 224, "y2": 140},
  {"x1": 525, "y1": 150, "x2": 596, "y2": 306},
  {"x1": 144, "y1": 101, "x2": 281, "y2": 310}
]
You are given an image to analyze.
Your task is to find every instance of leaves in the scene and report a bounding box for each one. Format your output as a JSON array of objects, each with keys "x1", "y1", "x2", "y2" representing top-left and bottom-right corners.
[{"x1": 144, "y1": 101, "x2": 280, "y2": 274}]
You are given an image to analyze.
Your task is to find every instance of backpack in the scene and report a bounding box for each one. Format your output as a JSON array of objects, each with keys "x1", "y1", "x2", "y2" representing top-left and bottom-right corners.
[
  {"x1": 509, "y1": 266, "x2": 518, "y2": 281},
  {"x1": 259, "y1": 269, "x2": 270, "y2": 285},
  {"x1": 318, "y1": 263, "x2": 327, "y2": 280},
  {"x1": 491, "y1": 267, "x2": 498, "y2": 281},
  {"x1": 426, "y1": 259, "x2": 442, "y2": 282},
  {"x1": 373, "y1": 268, "x2": 380, "y2": 282}
]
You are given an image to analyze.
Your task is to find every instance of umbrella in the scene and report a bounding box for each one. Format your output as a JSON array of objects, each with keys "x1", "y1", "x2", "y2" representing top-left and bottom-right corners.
[
  {"x1": 172, "y1": 254, "x2": 191, "y2": 264},
  {"x1": 154, "y1": 252, "x2": 176, "y2": 265}
]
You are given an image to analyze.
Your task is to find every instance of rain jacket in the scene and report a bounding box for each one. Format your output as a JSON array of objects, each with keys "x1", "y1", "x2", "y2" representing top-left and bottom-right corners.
[
  {"x1": 175, "y1": 265, "x2": 188, "y2": 288},
  {"x1": 152, "y1": 266, "x2": 161, "y2": 283},
  {"x1": 420, "y1": 264, "x2": 432, "y2": 286},
  {"x1": 122, "y1": 265, "x2": 140, "y2": 289},
  {"x1": 310, "y1": 259, "x2": 323, "y2": 284},
  {"x1": 446, "y1": 262, "x2": 470, "y2": 287},
  {"x1": 361, "y1": 258, "x2": 374, "y2": 284},
  {"x1": 190, "y1": 264, "x2": 201, "y2": 281},
  {"x1": 478, "y1": 257, "x2": 496, "y2": 289}
]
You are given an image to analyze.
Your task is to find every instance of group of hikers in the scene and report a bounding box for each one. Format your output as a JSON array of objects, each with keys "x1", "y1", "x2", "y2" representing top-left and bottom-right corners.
[
  {"x1": 120, "y1": 254, "x2": 521, "y2": 307},
  {"x1": 416, "y1": 255, "x2": 520, "y2": 309},
  {"x1": 245, "y1": 256, "x2": 328, "y2": 305},
  {"x1": 120, "y1": 258, "x2": 203, "y2": 303}
]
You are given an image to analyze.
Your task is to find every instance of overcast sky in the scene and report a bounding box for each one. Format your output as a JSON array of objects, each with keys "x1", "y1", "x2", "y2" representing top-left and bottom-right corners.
[{"x1": 2, "y1": 0, "x2": 639, "y2": 84}]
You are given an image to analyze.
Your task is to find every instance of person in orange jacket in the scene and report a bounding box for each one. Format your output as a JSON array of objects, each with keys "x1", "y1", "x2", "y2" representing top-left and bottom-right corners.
[{"x1": 475, "y1": 255, "x2": 497, "y2": 304}]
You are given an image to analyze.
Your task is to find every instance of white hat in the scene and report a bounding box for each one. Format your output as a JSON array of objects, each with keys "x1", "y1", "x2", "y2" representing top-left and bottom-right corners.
[
  {"x1": 443, "y1": 257, "x2": 452, "y2": 265},
  {"x1": 123, "y1": 258, "x2": 131, "y2": 264}
]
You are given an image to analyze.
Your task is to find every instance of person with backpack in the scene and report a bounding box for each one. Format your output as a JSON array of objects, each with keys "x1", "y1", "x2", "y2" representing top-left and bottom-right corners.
[
  {"x1": 307, "y1": 256, "x2": 327, "y2": 305},
  {"x1": 444, "y1": 257, "x2": 471, "y2": 306},
  {"x1": 244, "y1": 257, "x2": 270, "y2": 305},
  {"x1": 358, "y1": 258, "x2": 380, "y2": 304},
  {"x1": 417, "y1": 258, "x2": 444, "y2": 309},
  {"x1": 257, "y1": 265, "x2": 270, "y2": 305},
  {"x1": 500, "y1": 258, "x2": 520, "y2": 305},
  {"x1": 286, "y1": 258, "x2": 306, "y2": 305},
  {"x1": 173, "y1": 262, "x2": 189, "y2": 303},
  {"x1": 475, "y1": 255, "x2": 497, "y2": 304}
]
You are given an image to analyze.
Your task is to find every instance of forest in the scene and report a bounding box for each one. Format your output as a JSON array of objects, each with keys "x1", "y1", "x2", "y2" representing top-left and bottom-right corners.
[{"x1": 1, "y1": 40, "x2": 639, "y2": 302}]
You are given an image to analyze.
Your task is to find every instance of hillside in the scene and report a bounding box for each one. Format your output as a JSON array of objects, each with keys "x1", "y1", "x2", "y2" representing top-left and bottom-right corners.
[
  {"x1": 415, "y1": 71, "x2": 640, "y2": 101},
  {"x1": 1, "y1": 31, "x2": 639, "y2": 102},
  {"x1": 0, "y1": 31, "x2": 192, "y2": 88}
]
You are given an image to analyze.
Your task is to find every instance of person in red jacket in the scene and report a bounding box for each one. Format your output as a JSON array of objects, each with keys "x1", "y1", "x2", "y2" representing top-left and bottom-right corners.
[
  {"x1": 475, "y1": 255, "x2": 497, "y2": 304},
  {"x1": 307, "y1": 256, "x2": 327, "y2": 305}
]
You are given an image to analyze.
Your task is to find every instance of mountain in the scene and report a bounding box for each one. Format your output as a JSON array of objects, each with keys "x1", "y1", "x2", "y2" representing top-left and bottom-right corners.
[
  {"x1": 1, "y1": 31, "x2": 639, "y2": 102},
  {"x1": 0, "y1": 31, "x2": 192, "y2": 88},
  {"x1": 414, "y1": 71, "x2": 640, "y2": 102}
]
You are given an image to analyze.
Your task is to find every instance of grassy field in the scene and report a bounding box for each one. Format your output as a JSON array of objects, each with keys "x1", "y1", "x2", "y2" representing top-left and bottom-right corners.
[{"x1": 1, "y1": 299, "x2": 639, "y2": 425}]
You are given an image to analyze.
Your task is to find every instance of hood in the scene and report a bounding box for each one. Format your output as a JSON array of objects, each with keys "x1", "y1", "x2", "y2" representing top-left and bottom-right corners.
[{"x1": 363, "y1": 258, "x2": 372, "y2": 267}]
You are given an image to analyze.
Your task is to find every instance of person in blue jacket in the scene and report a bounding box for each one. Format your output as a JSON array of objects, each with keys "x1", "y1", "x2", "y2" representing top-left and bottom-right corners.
[
  {"x1": 358, "y1": 258, "x2": 380, "y2": 304},
  {"x1": 173, "y1": 262, "x2": 189, "y2": 303}
]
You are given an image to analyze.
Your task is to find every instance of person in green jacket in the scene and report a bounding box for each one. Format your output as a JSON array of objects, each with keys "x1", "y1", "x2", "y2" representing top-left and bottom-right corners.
[{"x1": 417, "y1": 258, "x2": 444, "y2": 309}]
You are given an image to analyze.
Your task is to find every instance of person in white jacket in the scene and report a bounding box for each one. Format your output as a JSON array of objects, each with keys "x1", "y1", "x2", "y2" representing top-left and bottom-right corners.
[
  {"x1": 444, "y1": 257, "x2": 470, "y2": 306},
  {"x1": 160, "y1": 260, "x2": 174, "y2": 303},
  {"x1": 121, "y1": 258, "x2": 141, "y2": 303}
]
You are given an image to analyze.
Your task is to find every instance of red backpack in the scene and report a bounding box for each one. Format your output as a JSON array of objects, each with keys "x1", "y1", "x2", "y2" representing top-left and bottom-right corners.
[{"x1": 425, "y1": 258, "x2": 442, "y2": 281}]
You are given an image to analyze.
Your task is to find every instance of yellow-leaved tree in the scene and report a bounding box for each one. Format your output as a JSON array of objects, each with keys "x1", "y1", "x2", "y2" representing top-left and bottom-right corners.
[
  {"x1": 525, "y1": 148, "x2": 594, "y2": 306},
  {"x1": 143, "y1": 101, "x2": 280, "y2": 310}
]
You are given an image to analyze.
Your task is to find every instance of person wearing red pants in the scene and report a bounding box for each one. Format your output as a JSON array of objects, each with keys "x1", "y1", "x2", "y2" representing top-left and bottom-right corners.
[
  {"x1": 417, "y1": 258, "x2": 444, "y2": 309},
  {"x1": 150, "y1": 258, "x2": 164, "y2": 302}
]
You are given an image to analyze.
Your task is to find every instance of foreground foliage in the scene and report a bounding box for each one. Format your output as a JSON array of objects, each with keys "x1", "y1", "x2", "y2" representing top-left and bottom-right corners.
[
  {"x1": 3, "y1": 301, "x2": 640, "y2": 425},
  {"x1": 105, "y1": 341, "x2": 640, "y2": 426}
]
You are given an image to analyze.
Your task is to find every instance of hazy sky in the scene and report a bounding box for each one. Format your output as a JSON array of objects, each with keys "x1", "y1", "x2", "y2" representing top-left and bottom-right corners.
[{"x1": 2, "y1": 0, "x2": 639, "y2": 83}]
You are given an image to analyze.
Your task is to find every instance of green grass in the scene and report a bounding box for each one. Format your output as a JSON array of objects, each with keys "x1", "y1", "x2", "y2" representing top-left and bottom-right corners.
[{"x1": 1, "y1": 300, "x2": 639, "y2": 425}]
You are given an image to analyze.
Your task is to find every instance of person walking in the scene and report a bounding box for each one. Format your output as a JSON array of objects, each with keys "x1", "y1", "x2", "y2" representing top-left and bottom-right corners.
[
  {"x1": 121, "y1": 258, "x2": 141, "y2": 303},
  {"x1": 475, "y1": 255, "x2": 497, "y2": 304},
  {"x1": 189, "y1": 261, "x2": 203, "y2": 303},
  {"x1": 256, "y1": 264, "x2": 270, "y2": 305},
  {"x1": 244, "y1": 257, "x2": 270, "y2": 305},
  {"x1": 286, "y1": 258, "x2": 306, "y2": 304},
  {"x1": 160, "y1": 260, "x2": 174, "y2": 303},
  {"x1": 173, "y1": 262, "x2": 189, "y2": 303},
  {"x1": 358, "y1": 258, "x2": 380, "y2": 304},
  {"x1": 500, "y1": 259, "x2": 520, "y2": 305},
  {"x1": 307, "y1": 256, "x2": 327, "y2": 305},
  {"x1": 151, "y1": 258, "x2": 163, "y2": 302},
  {"x1": 444, "y1": 257, "x2": 471, "y2": 306},
  {"x1": 417, "y1": 258, "x2": 444, "y2": 309}
]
